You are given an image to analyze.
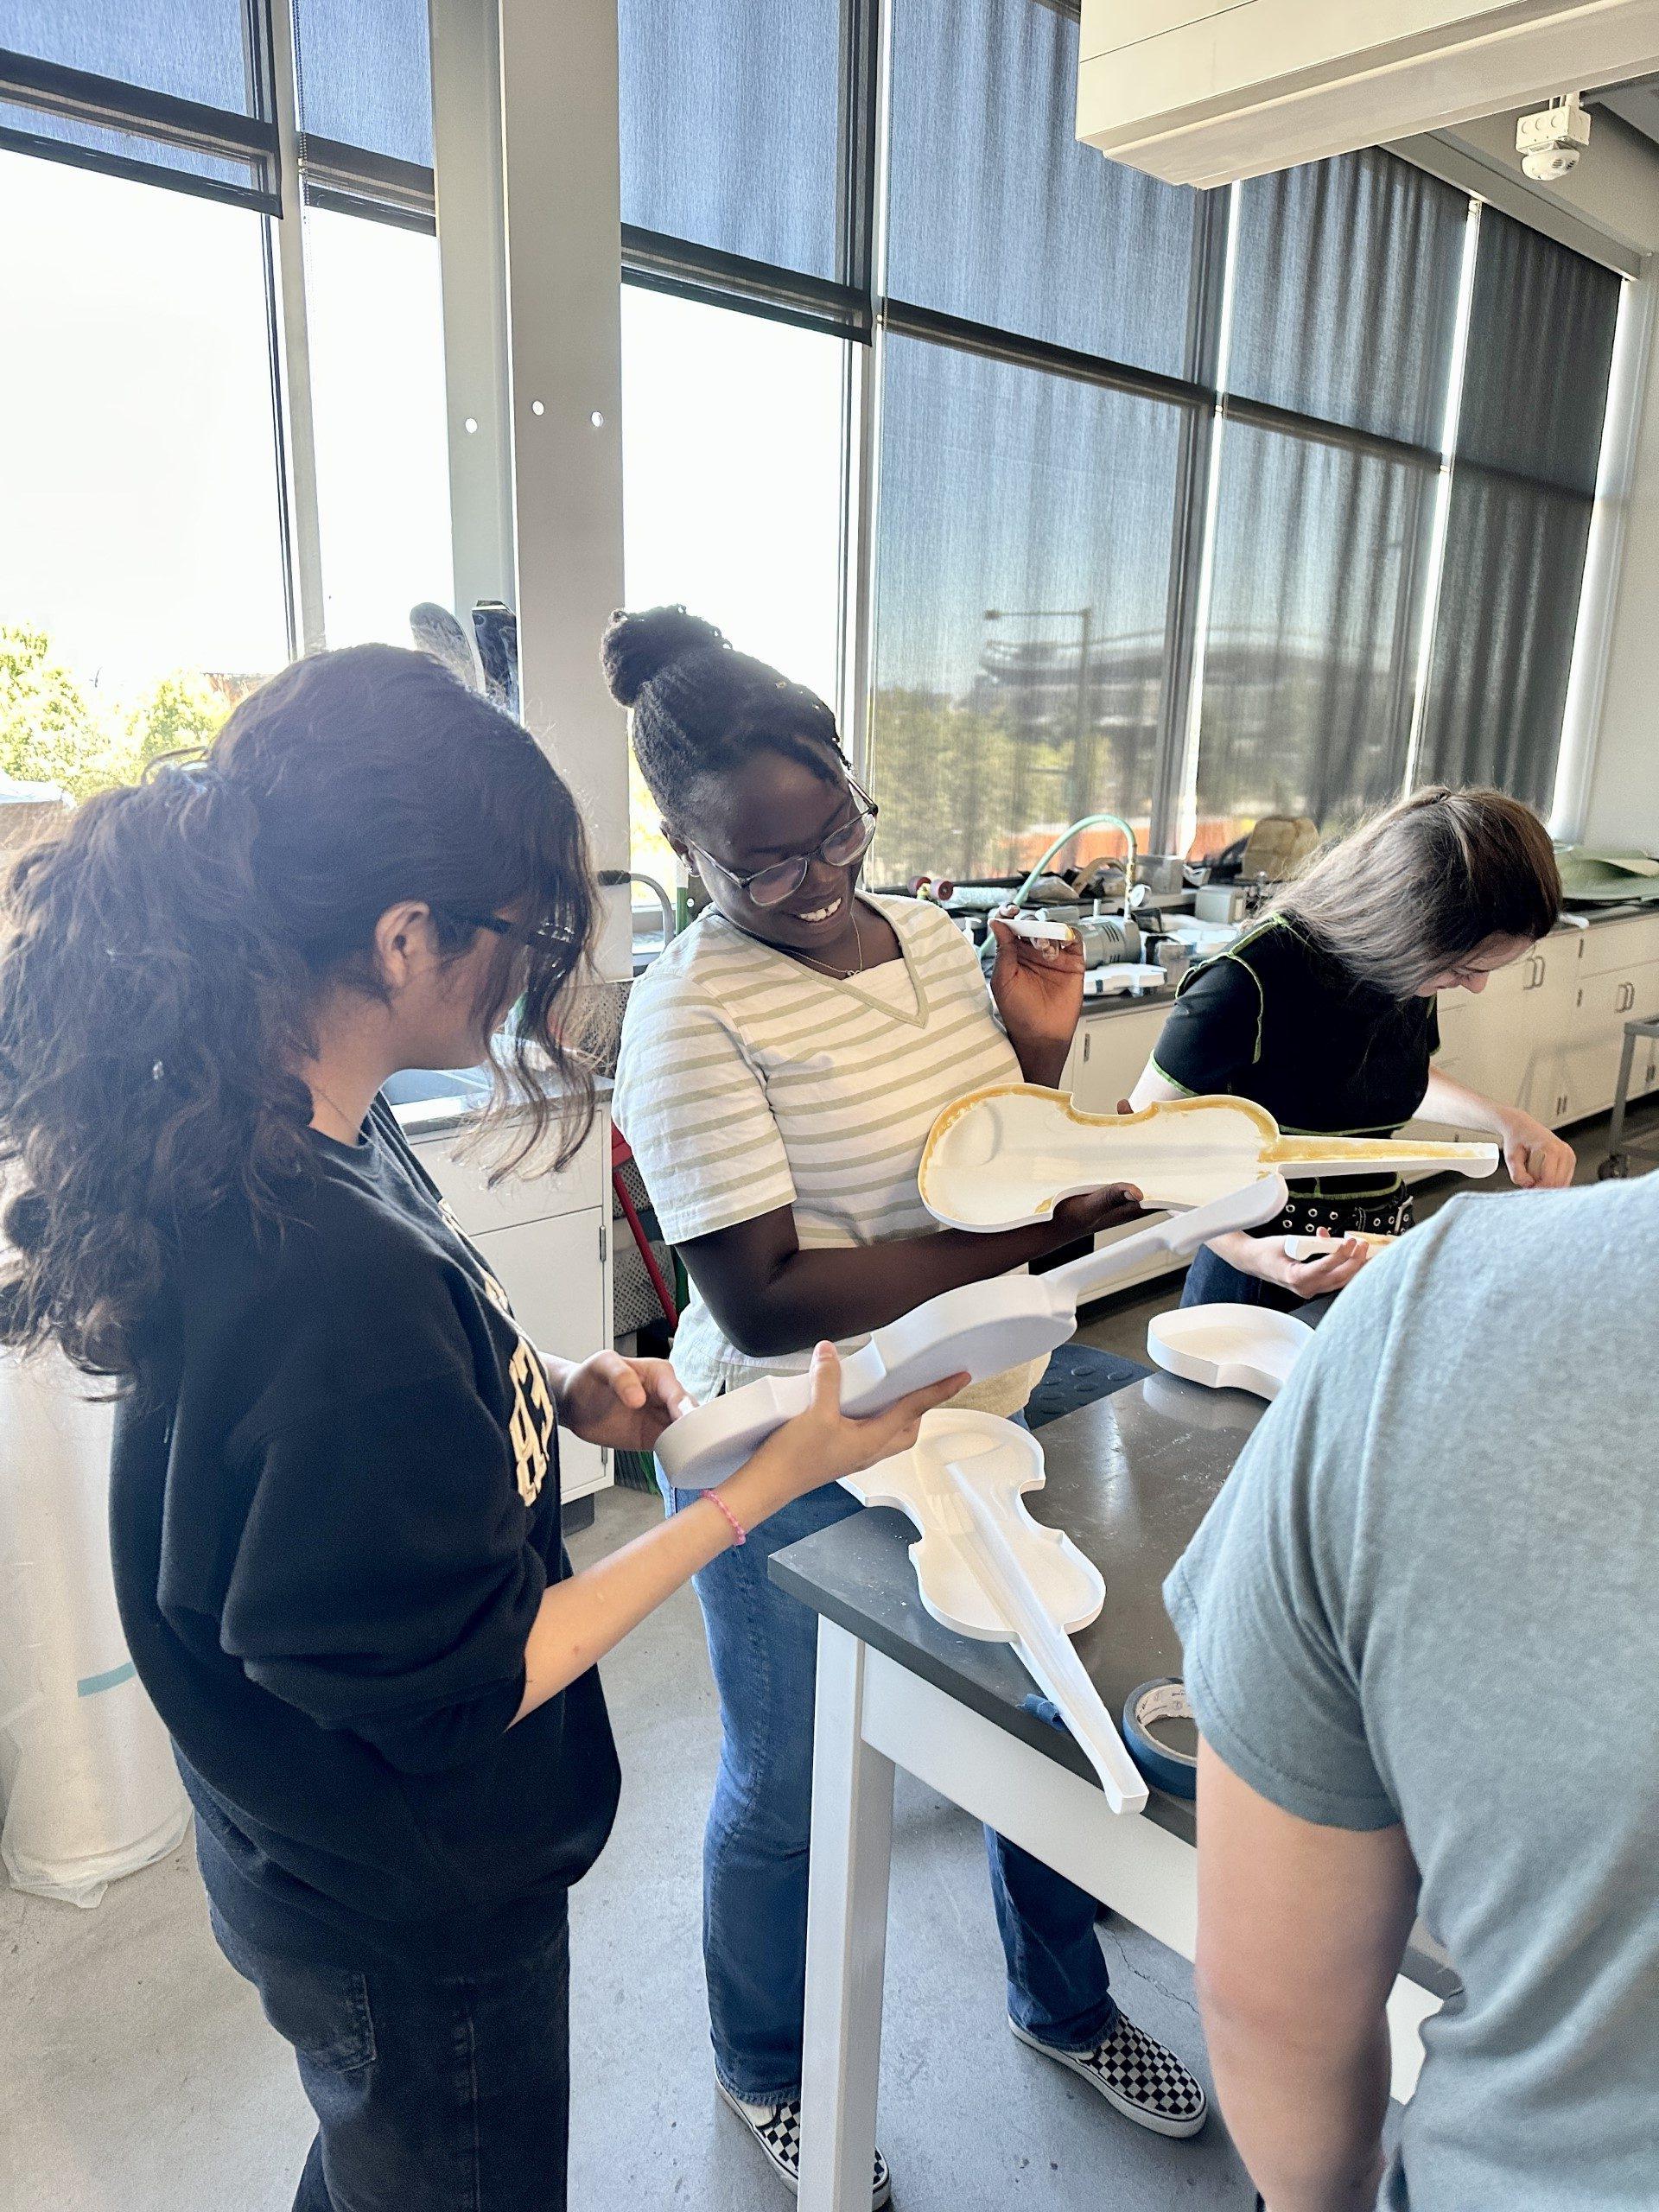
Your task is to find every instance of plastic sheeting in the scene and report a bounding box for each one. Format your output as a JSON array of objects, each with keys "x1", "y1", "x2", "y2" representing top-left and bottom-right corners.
[{"x1": 0, "y1": 1352, "x2": 188, "y2": 1907}]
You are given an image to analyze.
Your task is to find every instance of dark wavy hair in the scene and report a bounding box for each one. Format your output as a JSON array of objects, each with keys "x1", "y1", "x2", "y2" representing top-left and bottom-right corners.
[{"x1": 0, "y1": 645, "x2": 598, "y2": 1377}]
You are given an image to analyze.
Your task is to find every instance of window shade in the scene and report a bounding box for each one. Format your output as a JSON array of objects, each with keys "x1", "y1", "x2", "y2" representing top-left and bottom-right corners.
[
  {"x1": 1415, "y1": 211, "x2": 1622, "y2": 806},
  {"x1": 1227, "y1": 150, "x2": 1467, "y2": 448},
  {"x1": 0, "y1": 0, "x2": 254, "y2": 113},
  {"x1": 617, "y1": 0, "x2": 842, "y2": 280},
  {"x1": 886, "y1": 0, "x2": 1198, "y2": 378},
  {"x1": 294, "y1": 0, "x2": 434, "y2": 169},
  {"x1": 1195, "y1": 424, "x2": 1439, "y2": 842},
  {"x1": 868, "y1": 334, "x2": 1186, "y2": 886}
]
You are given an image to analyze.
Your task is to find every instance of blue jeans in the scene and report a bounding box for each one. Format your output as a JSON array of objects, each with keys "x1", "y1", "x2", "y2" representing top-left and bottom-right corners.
[
  {"x1": 664, "y1": 1472, "x2": 1117, "y2": 2103},
  {"x1": 208, "y1": 1898, "x2": 570, "y2": 2212},
  {"x1": 1181, "y1": 1240, "x2": 1299, "y2": 1312}
]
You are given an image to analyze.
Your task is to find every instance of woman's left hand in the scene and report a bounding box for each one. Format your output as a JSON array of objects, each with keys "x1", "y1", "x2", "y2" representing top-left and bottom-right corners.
[
  {"x1": 550, "y1": 1351, "x2": 696, "y2": 1449},
  {"x1": 1497, "y1": 1110, "x2": 1575, "y2": 1189},
  {"x1": 988, "y1": 909, "x2": 1085, "y2": 1085}
]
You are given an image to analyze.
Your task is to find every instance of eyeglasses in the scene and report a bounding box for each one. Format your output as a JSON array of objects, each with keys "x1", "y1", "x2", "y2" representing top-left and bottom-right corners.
[
  {"x1": 445, "y1": 911, "x2": 579, "y2": 960},
  {"x1": 691, "y1": 779, "x2": 880, "y2": 909}
]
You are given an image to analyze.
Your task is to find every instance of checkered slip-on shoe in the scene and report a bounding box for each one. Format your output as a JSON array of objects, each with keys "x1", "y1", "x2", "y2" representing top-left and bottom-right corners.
[
  {"x1": 715, "y1": 2081, "x2": 893, "y2": 2207},
  {"x1": 1009, "y1": 2013, "x2": 1208, "y2": 2139}
]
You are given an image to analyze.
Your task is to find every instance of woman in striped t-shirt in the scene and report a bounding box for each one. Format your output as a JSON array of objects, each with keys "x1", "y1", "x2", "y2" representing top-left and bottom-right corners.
[{"x1": 609, "y1": 607, "x2": 1210, "y2": 2203}]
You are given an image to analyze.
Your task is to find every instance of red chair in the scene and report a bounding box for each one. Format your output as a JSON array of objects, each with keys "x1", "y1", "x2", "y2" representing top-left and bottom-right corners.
[{"x1": 610, "y1": 1123, "x2": 678, "y2": 1331}]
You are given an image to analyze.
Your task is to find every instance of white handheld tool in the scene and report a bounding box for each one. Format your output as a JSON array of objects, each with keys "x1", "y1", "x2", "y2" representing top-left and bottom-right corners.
[
  {"x1": 656, "y1": 1179, "x2": 1288, "y2": 1490},
  {"x1": 845, "y1": 1411, "x2": 1147, "y2": 1813},
  {"x1": 921, "y1": 1086, "x2": 1500, "y2": 1231},
  {"x1": 1001, "y1": 912, "x2": 1077, "y2": 945}
]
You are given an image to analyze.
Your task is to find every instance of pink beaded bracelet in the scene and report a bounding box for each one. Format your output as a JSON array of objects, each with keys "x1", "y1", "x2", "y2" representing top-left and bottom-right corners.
[{"x1": 705, "y1": 1491, "x2": 747, "y2": 1548}]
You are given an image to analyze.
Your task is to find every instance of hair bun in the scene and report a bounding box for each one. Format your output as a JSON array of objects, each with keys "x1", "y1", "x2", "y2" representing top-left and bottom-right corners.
[{"x1": 601, "y1": 604, "x2": 725, "y2": 708}]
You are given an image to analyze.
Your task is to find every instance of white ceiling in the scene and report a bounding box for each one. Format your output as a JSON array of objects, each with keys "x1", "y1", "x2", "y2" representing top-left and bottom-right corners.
[{"x1": 1591, "y1": 74, "x2": 1659, "y2": 148}]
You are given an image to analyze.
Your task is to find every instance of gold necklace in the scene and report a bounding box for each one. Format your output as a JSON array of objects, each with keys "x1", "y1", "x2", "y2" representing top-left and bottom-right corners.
[
  {"x1": 308, "y1": 1077, "x2": 367, "y2": 1140},
  {"x1": 731, "y1": 900, "x2": 868, "y2": 981}
]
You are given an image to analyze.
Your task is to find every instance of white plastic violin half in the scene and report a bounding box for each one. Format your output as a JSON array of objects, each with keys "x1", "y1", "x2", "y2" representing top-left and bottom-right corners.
[
  {"x1": 844, "y1": 1410, "x2": 1149, "y2": 1813},
  {"x1": 920, "y1": 1085, "x2": 1499, "y2": 1233},
  {"x1": 1146, "y1": 1304, "x2": 1313, "y2": 1402},
  {"x1": 656, "y1": 1178, "x2": 1289, "y2": 1492}
]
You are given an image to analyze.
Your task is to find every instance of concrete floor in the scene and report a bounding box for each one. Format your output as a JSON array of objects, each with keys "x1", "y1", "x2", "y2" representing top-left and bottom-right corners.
[{"x1": 4, "y1": 1103, "x2": 1651, "y2": 2212}]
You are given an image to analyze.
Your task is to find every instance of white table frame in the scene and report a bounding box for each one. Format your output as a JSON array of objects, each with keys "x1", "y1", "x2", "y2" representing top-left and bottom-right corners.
[{"x1": 798, "y1": 1618, "x2": 1440, "y2": 2212}]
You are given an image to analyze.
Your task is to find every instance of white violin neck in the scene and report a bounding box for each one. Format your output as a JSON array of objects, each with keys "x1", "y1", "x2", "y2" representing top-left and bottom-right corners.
[
  {"x1": 1046, "y1": 1173, "x2": 1290, "y2": 1306},
  {"x1": 952, "y1": 1473, "x2": 1148, "y2": 1815}
]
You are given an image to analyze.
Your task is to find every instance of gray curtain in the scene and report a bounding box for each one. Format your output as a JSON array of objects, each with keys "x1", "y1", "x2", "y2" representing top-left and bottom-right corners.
[
  {"x1": 1415, "y1": 209, "x2": 1622, "y2": 807},
  {"x1": 295, "y1": 0, "x2": 433, "y2": 167},
  {"x1": 0, "y1": 0, "x2": 253, "y2": 111},
  {"x1": 868, "y1": 335, "x2": 1187, "y2": 886},
  {"x1": 886, "y1": 0, "x2": 1200, "y2": 378},
  {"x1": 1193, "y1": 151, "x2": 1469, "y2": 840},
  {"x1": 617, "y1": 0, "x2": 842, "y2": 276}
]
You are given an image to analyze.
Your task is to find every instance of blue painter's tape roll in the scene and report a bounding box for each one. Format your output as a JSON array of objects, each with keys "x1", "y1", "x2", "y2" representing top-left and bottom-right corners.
[{"x1": 1122, "y1": 1678, "x2": 1197, "y2": 1799}]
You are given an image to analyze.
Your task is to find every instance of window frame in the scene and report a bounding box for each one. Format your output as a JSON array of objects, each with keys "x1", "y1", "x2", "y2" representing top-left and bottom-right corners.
[{"x1": 0, "y1": 1, "x2": 1636, "y2": 857}]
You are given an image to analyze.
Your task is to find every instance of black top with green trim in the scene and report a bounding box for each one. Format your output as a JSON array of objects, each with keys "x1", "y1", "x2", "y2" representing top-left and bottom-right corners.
[{"x1": 1151, "y1": 915, "x2": 1440, "y2": 1205}]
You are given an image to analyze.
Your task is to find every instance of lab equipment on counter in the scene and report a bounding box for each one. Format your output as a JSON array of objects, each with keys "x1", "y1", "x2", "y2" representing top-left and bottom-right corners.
[
  {"x1": 1193, "y1": 881, "x2": 1257, "y2": 925},
  {"x1": 920, "y1": 1087, "x2": 1500, "y2": 1232},
  {"x1": 843, "y1": 1411, "x2": 1147, "y2": 1812},
  {"x1": 656, "y1": 1179, "x2": 1287, "y2": 1491}
]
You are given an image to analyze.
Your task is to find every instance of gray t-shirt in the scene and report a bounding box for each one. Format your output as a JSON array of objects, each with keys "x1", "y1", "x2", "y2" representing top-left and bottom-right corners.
[{"x1": 1166, "y1": 1176, "x2": 1659, "y2": 2212}]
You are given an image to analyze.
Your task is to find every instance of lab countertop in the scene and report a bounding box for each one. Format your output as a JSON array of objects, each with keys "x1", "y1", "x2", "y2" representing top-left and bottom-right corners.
[
  {"x1": 391, "y1": 1072, "x2": 613, "y2": 1143},
  {"x1": 770, "y1": 1371, "x2": 1457, "y2": 2002},
  {"x1": 1071, "y1": 897, "x2": 1653, "y2": 1024}
]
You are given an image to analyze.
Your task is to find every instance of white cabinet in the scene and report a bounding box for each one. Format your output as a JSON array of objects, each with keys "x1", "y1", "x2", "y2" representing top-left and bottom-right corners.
[
  {"x1": 1440, "y1": 916, "x2": 1659, "y2": 1132},
  {"x1": 1510, "y1": 944, "x2": 1586, "y2": 1129},
  {"x1": 473, "y1": 1212, "x2": 613, "y2": 1500},
  {"x1": 404, "y1": 1103, "x2": 614, "y2": 1502}
]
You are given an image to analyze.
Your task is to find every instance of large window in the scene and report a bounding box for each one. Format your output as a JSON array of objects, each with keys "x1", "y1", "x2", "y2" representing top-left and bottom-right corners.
[
  {"x1": 0, "y1": 10, "x2": 454, "y2": 799},
  {"x1": 620, "y1": 287, "x2": 846, "y2": 877},
  {"x1": 0, "y1": 149, "x2": 287, "y2": 795},
  {"x1": 618, "y1": 0, "x2": 1627, "y2": 880},
  {"x1": 872, "y1": 338, "x2": 1185, "y2": 884},
  {"x1": 1414, "y1": 213, "x2": 1622, "y2": 807},
  {"x1": 305, "y1": 206, "x2": 454, "y2": 648},
  {"x1": 1193, "y1": 151, "x2": 1471, "y2": 848},
  {"x1": 0, "y1": 1, "x2": 1627, "y2": 861}
]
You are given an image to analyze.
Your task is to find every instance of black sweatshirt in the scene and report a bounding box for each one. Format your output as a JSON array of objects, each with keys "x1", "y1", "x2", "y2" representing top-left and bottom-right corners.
[{"x1": 110, "y1": 1098, "x2": 620, "y2": 1969}]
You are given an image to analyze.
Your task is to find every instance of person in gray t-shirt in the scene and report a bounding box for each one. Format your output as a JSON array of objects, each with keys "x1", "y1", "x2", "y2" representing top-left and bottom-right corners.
[{"x1": 1166, "y1": 1175, "x2": 1659, "y2": 2212}]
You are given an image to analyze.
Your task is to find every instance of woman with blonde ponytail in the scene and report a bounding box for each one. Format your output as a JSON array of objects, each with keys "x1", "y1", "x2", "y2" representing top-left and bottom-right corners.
[
  {"x1": 0, "y1": 645, "x2": 956, "y2": 2212},
  {"x1": 1132, "y1": 785, "x2": 1575, "y2": 1308}
]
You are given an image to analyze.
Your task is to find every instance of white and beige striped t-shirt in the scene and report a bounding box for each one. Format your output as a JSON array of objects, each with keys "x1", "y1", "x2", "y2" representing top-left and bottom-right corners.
[{"x1": 613, "y1": 893, "x2": 1043, "y2": 1415}]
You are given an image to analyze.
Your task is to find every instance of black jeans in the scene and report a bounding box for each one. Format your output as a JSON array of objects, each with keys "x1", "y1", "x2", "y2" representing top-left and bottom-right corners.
[{"x1": 209, "y1": 1902, "x2": 570, "y2": 2212}]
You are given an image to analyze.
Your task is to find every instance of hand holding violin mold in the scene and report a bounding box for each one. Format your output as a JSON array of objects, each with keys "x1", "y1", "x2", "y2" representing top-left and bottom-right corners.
[{"x1": 744, "y1": 1343, "x2": 970, "y2": 1510}]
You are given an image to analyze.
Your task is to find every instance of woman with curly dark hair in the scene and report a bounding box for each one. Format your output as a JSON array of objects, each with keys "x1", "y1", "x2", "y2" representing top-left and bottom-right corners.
[{"x1": 0, "y1": 645, "x2": 958, "y2": 2212}]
